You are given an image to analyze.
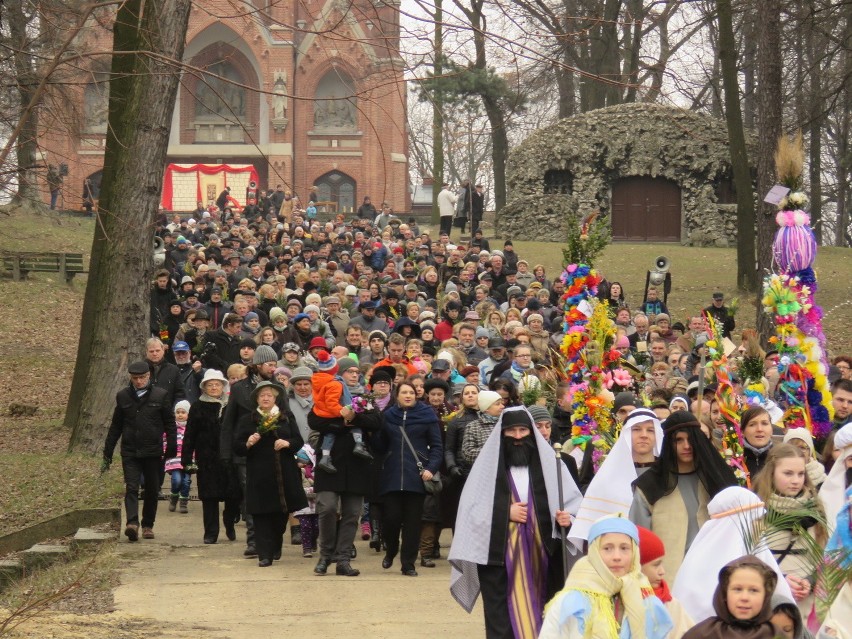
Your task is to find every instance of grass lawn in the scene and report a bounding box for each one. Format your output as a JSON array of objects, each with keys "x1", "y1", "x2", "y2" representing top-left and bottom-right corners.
[{"x1": 0, "y1": 209, "x2": 849, "y2": 536}]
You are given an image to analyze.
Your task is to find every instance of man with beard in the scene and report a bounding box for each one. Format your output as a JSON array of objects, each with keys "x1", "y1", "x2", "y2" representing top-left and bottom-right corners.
[
  {"x1": 219, "y1": 345, "x2": 292, "y2": 556},
  {"x1": 449, "y1": 406, "x2": 582, "y2": 639},
  {"x1": 172, "y1": 341, "x2": 204, "y2": 404}
]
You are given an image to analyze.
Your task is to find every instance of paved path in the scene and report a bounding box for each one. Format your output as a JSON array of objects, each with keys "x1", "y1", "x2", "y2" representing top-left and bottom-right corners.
[{"x1": 112, "y1": 503, "x2": 484, "y2": 639}]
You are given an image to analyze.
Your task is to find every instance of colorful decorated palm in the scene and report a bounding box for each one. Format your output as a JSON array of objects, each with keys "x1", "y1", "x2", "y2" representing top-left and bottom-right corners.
[{"x1": 764, "y1": 132, "x2": 833, "y2": 437}]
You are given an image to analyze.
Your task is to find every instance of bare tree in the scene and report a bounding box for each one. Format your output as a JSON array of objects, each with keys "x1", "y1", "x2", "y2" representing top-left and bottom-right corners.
[
  {"x1": 716, "y1": 0, "x2": 758, "y2": 292},
  {"x1": 755, "y1": 0, "x2": 784, "y2": 344},
  {"x1": 67, "y1": 0, "x2": 193, "y2": 452}
]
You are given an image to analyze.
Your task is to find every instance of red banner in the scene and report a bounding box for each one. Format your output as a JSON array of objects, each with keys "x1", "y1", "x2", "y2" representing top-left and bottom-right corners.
[{"x1": 161, "y1": 163, "x2": 260, "y2": 210}]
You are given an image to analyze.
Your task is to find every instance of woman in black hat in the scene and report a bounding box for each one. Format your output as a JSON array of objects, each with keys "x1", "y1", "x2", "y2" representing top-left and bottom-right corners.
[{"x1": 233, "y1": 381, "x2": 307, "y2": 567}]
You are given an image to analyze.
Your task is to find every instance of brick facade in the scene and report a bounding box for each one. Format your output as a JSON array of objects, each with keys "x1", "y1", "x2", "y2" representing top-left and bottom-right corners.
[{"x1": 39, "y1": 0, "x2": 409, "y2": 214}]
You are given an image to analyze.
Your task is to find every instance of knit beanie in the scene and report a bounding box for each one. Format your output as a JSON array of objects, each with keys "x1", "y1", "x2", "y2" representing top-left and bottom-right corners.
[
  {"x1": 526, "y1": 313, "x2": 544, "y2": 325},
  {"x1": 304, "y1": 304, "x2": 320, "y2": 315},
  {"x1": 273, "y1": 367, "x2": 292, "y2": 379},
  {"x1": 269, "y1": 307, "x2": 287, "y2": 323},
  {"x1": 244, "y1": 311, "x2": 258, "y2": 322},
  {"x1": 527, "y1": 405, "x2": 552, "y2": 424},
  {"x1": 174, "y1": 400, "x2": 191, "y2": 415},
  {"x1": 316, "y1": 350, "x2": 338, "y2": 375},
  {"x1": 637, "y1": 526, "x2": 665, "y2": 565},
  {"x1": 477, "y1": 390, "x2": 502, "y2": 413},
  {"x1": 252, "y1": 345, "x2": 278, "y2": 365},
  {"x1": 475, "y1": 326, "x2": 490, "y2": 339},
  {"x1": 337, "y1": 357, "x2": 359, "y2": 372}
]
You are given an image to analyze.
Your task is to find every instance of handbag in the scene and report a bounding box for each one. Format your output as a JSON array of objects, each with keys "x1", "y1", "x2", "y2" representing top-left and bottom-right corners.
[{"x1": 399, "y1": 417, "x2": 443, "y2": 495}]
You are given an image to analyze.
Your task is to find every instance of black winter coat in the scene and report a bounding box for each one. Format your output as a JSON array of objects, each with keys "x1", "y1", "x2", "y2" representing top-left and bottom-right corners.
[
  {"x1": 220, "y1": 377, "x2": 292, "y2": 463},
  {"x1": 176, "y1": 363, "x2": 203, "y2": 405},
  {"x1": 744, "y1": 443, "x2": 773, "y2": 480},
  {"x1": 104, "y1": 385, "x2": 176, "y2": 460},
  {"x1": 182, "y1": 398, "x2": 230, "y2": 501},
  {"x1": 233, "y1": 411, "x2": 307, "y2": 515},
  {"x1": 149, "y1": 361, "x2": 185, "y2": 407},
  {"x1": 202, "y1": 328, "x2": 241, "y2": 374},
  {"x1": 309, "y1": 408, "x2": 382, "y2": 496},
  {"x1": 373, "y1": 402, "x2": 443, "y2": 495}
]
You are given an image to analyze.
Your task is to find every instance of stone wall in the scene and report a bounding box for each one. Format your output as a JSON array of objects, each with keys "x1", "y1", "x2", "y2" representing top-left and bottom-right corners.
[{"x1": 499, "y1": 103, "x2": 754, "y2": 246}]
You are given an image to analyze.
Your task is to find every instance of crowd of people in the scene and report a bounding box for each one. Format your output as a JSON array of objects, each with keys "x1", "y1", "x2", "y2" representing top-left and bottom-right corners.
[{"x1": 100, "y1": 191, "x2": 852, "y2": 638}]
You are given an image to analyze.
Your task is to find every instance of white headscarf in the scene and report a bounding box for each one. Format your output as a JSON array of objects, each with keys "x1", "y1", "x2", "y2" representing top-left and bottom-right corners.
[
  {"x1": 448, "y1": 405, "x2": 583, "y2": 613},
  {"x1": 569, "y1": 408, "x2": 663, "y2": 545},
  {"x1": 819, "y1": 423, "x2": 852, "y2": 533},
  {"x1": 672, "y1": 486, "x2": 792, "y2": 623}
]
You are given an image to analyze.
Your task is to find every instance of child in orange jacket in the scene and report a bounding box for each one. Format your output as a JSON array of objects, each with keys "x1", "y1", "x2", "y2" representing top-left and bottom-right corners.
[{"x1": 312, "y1": 351, "x2": 372, "y2": 473}]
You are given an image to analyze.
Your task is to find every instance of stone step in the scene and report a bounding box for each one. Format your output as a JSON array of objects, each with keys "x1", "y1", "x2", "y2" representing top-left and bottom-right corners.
[
  {"x1": 72, "y1": 528, "x2": 117, "y2": 550},
  {"x1": 21, "y1": 544, "x2": 69, "y2": 571},
  {"x1": 0, "y1": 559, "x2": 22, "y2": 590}
]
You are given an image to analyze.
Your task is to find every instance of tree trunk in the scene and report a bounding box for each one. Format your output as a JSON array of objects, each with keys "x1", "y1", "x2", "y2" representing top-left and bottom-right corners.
[
  {"x1": 555, "y1": 53, "x2": 576, "y2": 118},
  {"x1": 806, "y1": 0, "x2": 823, "y2": 243},
  {"x1": 66, "y1": 0, "x2": 193, "y2": 453},
  {"x1": 455, "y1": 0, "x2": 509, "y2": 226},
  {"x1": 716, "y1": 0, "x2": 758, "y2": 293},
  {"x1": 623, "y1": 0, "x2": 643, "y2": 104},
  {"x1": 742, "y1": 15, "x2": 756, "y2": 129},
  {"x1": 755, "y1": 0, "x2": 783, "y2": 345},
  {"x1": 834, "y1": 1, "x2": 851, "y2": 247},
  {"x1": 431, "y1": 0, "x2": 444, "y2": 225},
  {"x1": 8, "y1": 2, "x2": 41, "y2": 204}
]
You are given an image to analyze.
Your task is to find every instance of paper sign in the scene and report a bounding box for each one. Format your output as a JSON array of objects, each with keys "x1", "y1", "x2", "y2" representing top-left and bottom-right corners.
[
  {"x1": 577, "y1": 299, "x2": 593, "y2": 318},
  {"x1": 764, "y1": 184, "x2": 791, "y2": 205}
]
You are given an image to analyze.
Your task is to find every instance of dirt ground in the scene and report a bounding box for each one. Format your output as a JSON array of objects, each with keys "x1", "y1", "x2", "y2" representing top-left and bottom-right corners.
[{"x1": 1, "y1": 503, "x2": 484, "y2": 639}]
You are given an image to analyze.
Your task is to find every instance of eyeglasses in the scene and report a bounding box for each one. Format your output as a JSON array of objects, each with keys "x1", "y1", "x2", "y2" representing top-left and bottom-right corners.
[{"x1": 516, "y1": 353, "x2": 532, "y2": 358}]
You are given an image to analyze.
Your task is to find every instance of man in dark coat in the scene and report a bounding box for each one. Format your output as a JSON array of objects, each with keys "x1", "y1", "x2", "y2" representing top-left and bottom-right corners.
[
  {"x1": 201, "y1": 313, "x2": 243, "y2": 374},
  {"x1": 172, "y1": 341, "x2": 204, "y2": 404},
  {"x1": 150, "y1": 269, "x2": 174, "y2": 337},
  {"x1": 308, "y1": 360, "x2": 382, "y2": 576},
  {"x1": 703, "y1": 292, "x2": 736, "y2": 338},
  {"x1": 145, "y1": 338, "x2": 185, "y2": 407},
  {"x1": 219, "y1": 345, "x2": 292, "y2": 557},
  {"x1": 216, "y1": 186, "x2": 231, "y2": 213},
  {"x1": 470, "y1": 183, "x2": 485, "y2": 232},
  {"x1": 103, "y1": 361, "x2": 177, "y2": 542}
]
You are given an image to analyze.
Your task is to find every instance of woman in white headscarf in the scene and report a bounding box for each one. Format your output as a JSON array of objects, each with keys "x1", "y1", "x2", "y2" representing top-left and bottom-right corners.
[
  {"x1": 672, "y1": 486, "x2": 792, "y2": 624},
  {"x1": 570, "y1": 408, "x2": 663, "y2": 546},
  {"x1": 818, "y1": 422, "x2": 852, "y2": 534}
]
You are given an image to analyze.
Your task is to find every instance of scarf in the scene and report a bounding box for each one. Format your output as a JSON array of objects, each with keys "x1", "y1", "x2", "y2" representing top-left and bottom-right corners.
[
  {"x1": 335, "y1": 374, "x2": 354, "y2": 407},
  {"x1": 479, "y1": 412, "x2": 499, "y2": 425},
  {"x1": 743, "y1": 439, "x2": 773, "y2": 457},
  {"x1": 555, "y1": 535, "x2": 655, "y2": 639},
  {"x1": 653, "y1": 580, "x2": 672, "y2": 604},
  {"x1": 200, "y1": 392, "x2": 228, "y2": 418},
  {"x1": 766, "y1": 492, "x2": 819, "y2": 530}
]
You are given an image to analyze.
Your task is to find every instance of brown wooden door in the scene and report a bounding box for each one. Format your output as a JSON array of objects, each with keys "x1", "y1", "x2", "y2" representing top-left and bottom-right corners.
[{"x1": 611, "y1": 177, "x2": 681, "y2": 241}]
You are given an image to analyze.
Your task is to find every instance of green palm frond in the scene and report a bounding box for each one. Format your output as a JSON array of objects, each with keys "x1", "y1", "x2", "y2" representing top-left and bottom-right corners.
[{"x1": 738, "y1": 504, "x2": 852, "y2": 614}]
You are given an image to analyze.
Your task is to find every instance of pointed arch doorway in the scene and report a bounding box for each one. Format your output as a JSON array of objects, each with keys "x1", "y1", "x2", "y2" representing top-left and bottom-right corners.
[{"x1": 314, "y1": 170, "x2": 356, "y2": 214}]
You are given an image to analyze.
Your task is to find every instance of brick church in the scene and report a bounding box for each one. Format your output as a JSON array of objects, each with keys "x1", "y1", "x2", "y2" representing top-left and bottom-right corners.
[{"x1": 41, "y1": 0, "x2": 410, "y2": 214}]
